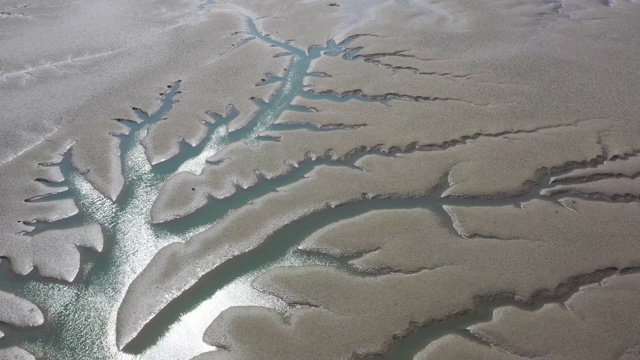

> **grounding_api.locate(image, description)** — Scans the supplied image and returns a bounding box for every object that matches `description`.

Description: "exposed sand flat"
[280,95,531,132]
[1,223,103,281]
[542,177,640,200]
[213,0,406,50]
[0,140,76,221]
[150,118,620,223]
[308,55,504,105]
[0,299,38,357]
[417,273,640,360]
[0,134,104,282]
[299,208,466,273]
[345,0,640,61]
[0,1,284,205]
[196,199,640,359]
[149,132,319,223]
[0,0,286,267]
[122,119,630,347]
[0,346,36,360]
[2,0,640,358]
[309,37,640,145]
[149,0,640,224]
[415,334,521,360]
[1,0,173,200]
[30,224,104,282]
[118,158,448,348]
[303,200,640,280]
[308,1,640,144]
[543,151,640,200]
[141,35,288,165]
[0,290,43,327]
[214,0,342,48]
[551,154,640,183]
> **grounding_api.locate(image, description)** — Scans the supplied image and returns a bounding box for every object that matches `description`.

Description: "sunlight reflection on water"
[14,15,364,360]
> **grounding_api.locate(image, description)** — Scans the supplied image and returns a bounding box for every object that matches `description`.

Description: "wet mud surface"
[1,0,640,359]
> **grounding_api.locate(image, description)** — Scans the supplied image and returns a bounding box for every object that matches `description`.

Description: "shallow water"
[0,3,613,359]
[0,17,413,359]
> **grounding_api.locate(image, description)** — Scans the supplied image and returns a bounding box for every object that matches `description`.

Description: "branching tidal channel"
[0,18,391,359]
[0,17,606,360]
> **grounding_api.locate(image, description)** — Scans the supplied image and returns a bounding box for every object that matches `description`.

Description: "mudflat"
[1,0,639,359]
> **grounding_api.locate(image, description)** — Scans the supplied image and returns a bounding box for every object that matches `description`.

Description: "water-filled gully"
[0,18,398,359]
[0,16,597,360]
[370,288,583,360]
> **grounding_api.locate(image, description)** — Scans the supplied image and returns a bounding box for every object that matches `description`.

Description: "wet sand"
[1,0,640,359]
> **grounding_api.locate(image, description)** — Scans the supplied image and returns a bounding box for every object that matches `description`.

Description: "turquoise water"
[0,11,577,360]
[0,18,402,359]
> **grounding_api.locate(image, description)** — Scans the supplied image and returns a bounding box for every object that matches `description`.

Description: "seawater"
[0,9,569,360]
[0,17,392,360]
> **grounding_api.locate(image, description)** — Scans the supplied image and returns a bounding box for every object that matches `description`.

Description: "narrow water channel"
[0,10,592,360]
[0,17,395,359]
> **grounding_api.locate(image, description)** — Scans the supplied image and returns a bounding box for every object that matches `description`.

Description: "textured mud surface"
[1,0,640,359]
